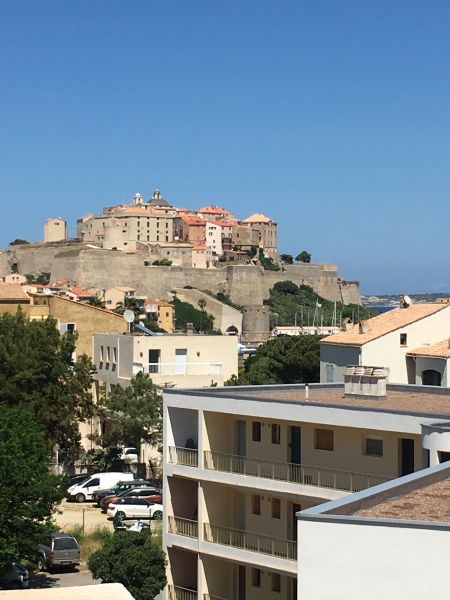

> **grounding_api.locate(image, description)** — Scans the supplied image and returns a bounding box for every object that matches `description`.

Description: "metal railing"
[169,446,198,467]
[168,516,198,538]
[168,585,198,600]
[204,522,297,561]
[132,362,223,376]
[204,450,390,493]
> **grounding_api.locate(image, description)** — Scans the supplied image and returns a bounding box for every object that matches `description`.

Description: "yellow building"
[144,299,174,333]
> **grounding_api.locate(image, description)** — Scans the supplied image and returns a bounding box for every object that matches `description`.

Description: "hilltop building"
[44,217,68,243]
[162,377,450,600]
[320,299,450,385]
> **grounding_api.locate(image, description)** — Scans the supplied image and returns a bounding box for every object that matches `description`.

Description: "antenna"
[123,310,135,333]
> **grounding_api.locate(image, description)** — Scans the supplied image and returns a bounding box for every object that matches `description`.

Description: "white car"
[120,447,139,463]
[107,498,163,520]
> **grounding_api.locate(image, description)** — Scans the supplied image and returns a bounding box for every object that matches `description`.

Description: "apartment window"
[252,421,261,442]
[400,333,407,346]
[106,346,111,363]
[251,494,261,515]
[272,573,281,593]
[251,569,261,588]
[314,428,334,451]
[100,345,104,362]
[113,347,117,364]
[271,423,281,445]
[272,497,281,519]
[365,437,383,457]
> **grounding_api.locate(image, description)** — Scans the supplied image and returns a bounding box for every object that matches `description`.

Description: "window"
[271,423,281,444]
[272,573,281,593]
[400,333,407,346]
[251,494,261,515]
[251,569,261,588]
[252,421,261,442]
[100,346,104,362]
[314,429,334,451]
[113,347,117,364]
[106,346,111,363]
[365,437,383,457]
[272,497,280,519]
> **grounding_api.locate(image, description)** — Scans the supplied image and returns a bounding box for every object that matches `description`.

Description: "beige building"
[191,245,213,269]
[320,301,450,385]
[206,221,234,256]
[241,213,277,255]
[44,217,68,243]
[147,242,193,267]
[162,377,450,600]
[232,223,259,252]
[144,299,174,333]
[0,282,31,314]
[104,286,138,311]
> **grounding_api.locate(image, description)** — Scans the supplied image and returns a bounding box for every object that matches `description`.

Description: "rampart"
[6,244,361,306]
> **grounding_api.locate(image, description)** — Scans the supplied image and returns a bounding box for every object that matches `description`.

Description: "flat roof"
[353,477,450,522]
[166,383,450,418]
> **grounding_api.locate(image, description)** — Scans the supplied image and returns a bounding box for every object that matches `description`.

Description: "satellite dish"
[123,310,135,323]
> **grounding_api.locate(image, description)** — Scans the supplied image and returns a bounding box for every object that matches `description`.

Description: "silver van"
[37,532,80,571]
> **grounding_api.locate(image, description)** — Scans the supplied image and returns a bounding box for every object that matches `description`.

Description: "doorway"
[422,369,442,386]
[289,426,301,464]
[148,349,160,374]
[175,348,187,374]
[399,438,415,476]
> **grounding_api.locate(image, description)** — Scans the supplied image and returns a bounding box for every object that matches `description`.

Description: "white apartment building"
[93,332,238,393]
[162,376,450,600]
[298,461,450,600]
[320,301,450,384]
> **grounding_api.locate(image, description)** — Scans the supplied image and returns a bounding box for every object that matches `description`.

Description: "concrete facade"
[44,217,68,243]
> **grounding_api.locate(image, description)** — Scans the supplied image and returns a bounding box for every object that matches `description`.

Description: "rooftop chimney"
[359,320,370,334]
[344,365,389,400]
[186,322,194,335]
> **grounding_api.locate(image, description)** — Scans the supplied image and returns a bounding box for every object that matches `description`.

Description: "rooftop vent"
[344,365,389,400]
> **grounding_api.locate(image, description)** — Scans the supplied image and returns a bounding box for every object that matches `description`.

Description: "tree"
[114,296,142,317]
[296,250,311,263]
[273,281,299,295]
[0,311,95,461]
[9,238,30,246]
[227,335,321,385]
[87,295,104,307]
[94,372,163,453]
[258,249,280,271]
[0,406,64,574]
[172,297,215,333]
[280,253,293,264]
[88,531,166,600]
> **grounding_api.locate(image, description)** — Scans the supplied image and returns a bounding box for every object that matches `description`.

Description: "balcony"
[168,585,197,600]
[169,446,198,467]
[204,523,297,561]
[168,516,198,538]
[133,362,223,376]
[204,450,390,493]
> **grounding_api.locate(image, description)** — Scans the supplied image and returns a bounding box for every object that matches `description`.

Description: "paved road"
[28,567,100,589]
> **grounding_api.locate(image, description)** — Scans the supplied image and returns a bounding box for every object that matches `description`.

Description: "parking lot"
[54,500,114,532]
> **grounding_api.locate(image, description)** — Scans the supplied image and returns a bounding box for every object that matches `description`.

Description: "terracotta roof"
[198,205,232,214]
[242,213,274,224]
[207,220,234,227]
[67,287,94,298]
[193,244,209,250]
[181,215,206,226]
[0,283,30,301]
[321,303,450,346]
[407,339,450,359]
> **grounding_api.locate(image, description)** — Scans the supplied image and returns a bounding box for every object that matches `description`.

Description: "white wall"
[298,518,450,600]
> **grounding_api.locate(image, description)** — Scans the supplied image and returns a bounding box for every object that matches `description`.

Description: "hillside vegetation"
[265,281,373,327]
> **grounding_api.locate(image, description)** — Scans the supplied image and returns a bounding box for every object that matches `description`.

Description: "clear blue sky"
[1,0,449,294]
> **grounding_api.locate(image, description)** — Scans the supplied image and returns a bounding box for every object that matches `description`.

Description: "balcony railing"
[168,585,197,600]
[132,362,223,377]
[169,446,199,467]
[168,516,198,538]
[204,450,390,493]
[204,522,297,561]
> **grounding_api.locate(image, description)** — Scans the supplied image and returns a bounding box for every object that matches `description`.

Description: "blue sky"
[1,1,449,294]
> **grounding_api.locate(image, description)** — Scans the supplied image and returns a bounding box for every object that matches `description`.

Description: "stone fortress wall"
[7,243,361,306]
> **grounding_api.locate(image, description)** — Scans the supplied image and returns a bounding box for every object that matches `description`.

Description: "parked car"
[120,447,139,463]
[0,561,29,589]
[66,472,134,503]
[65,474,90,491]
[100,487,162,512]
[37,532,80,571]
[93,479,151,505]
[107,498,163,520]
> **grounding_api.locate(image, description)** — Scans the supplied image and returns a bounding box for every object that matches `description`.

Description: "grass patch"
[65,525,113,562]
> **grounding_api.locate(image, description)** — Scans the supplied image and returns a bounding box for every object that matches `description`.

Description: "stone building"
[242,213,278,256]
[44,217,67,243]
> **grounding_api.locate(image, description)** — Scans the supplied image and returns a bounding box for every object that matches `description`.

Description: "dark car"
[0,561,29,589]
[93,479,151,506]
[65,474,90,491]
[37,532,80,572]
[100,487,162,512]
